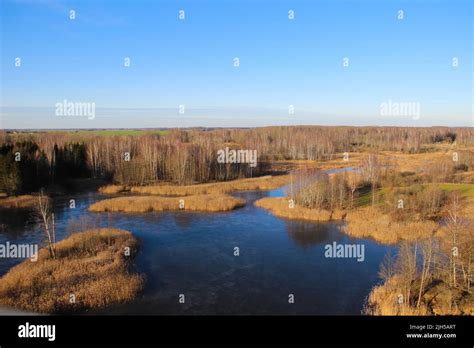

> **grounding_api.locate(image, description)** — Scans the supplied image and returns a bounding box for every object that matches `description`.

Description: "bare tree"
[395,241,418,307]
[361,153,381,206]
[457,220,473,291]
[347,172,361,208]
[379,250,395,283]
[417,236,433,308]
[36,190,56,259]
[445,192,463,288]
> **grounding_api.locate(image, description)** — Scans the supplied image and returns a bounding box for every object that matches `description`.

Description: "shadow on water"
[0,208,36,238]
[286,221,344,249]
[172,213,197,229]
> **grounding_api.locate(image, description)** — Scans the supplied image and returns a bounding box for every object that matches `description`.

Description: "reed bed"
[99,175,289,196]
[89,194,245,213]
[0,228,144,313]
[343,207,438,244]
[254,197,345,221]
[0,195,44,209]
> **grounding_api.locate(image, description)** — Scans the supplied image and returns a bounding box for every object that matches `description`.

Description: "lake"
[0,183,395,315]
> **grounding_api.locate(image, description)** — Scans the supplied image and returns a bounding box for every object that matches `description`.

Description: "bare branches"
[361,153,381,206]
[36,190,56,259]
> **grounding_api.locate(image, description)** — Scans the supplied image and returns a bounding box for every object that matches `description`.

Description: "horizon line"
[2,125,474,131]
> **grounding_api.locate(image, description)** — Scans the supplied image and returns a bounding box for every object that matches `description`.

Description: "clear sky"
[0,0,473,129]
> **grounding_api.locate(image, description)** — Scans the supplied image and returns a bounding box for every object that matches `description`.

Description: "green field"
[438,183,474,197]
[356,187,388,207]
[356,183,474,207]
[70,129,169,136]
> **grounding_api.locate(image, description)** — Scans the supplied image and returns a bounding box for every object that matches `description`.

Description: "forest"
[1,126,473,195]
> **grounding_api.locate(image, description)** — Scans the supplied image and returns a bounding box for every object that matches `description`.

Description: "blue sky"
[0,0,473,129]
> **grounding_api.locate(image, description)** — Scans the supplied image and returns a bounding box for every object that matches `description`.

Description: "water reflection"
[173,212,196,229]
[286,221,343,248]
[0,208,36,238]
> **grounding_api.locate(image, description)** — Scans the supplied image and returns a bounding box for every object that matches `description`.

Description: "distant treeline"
[0,126,472,194]
[221,126,473,160]
[0,130,269,193]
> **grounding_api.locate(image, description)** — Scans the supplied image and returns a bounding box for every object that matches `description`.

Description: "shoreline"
[254,197,452,245]
[0,228,143,314]
[254,197,346,222]
[98,175,290,196]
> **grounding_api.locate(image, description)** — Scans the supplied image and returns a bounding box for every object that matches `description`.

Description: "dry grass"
[461,198,474,219]
[254,197,345,222]
[0,195,45,209]
[89,194,245,213]
[365,275,474,315]
[99,184,128,194]
[381,146,474,173]
[98,175,289,196]
[365,276,430,315]
[256,198,441,244]
[269,150,455,174]
[343,207,439,244]
[0,228,143,314]
[385,150,448,173]
[269,156,362,172]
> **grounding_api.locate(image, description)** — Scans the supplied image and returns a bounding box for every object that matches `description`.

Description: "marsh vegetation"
[0,126,473,315]
[0,228,143,313]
